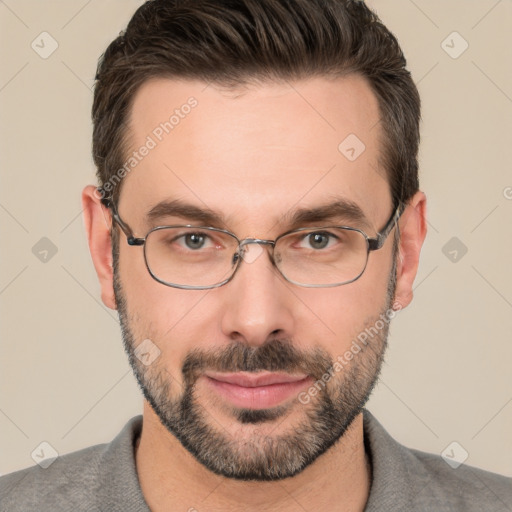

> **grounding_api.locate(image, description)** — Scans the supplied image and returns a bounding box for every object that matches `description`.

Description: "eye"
[183,233,209,250]
[172,231,217,251]
[298,231,340,250]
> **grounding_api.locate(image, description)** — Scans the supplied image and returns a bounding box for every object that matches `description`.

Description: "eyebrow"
[145,197,372,231]
[146,199,228,227]
[283,199,371,230]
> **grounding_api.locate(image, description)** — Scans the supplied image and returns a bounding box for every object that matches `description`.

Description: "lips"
[204,371,308,387]
[203,371,312,410]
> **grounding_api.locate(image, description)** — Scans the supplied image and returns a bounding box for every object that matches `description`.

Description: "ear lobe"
[392,191,427,310]
[82,185,117,310]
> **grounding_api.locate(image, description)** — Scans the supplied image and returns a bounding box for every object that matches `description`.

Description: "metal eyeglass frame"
[99,190,404,290]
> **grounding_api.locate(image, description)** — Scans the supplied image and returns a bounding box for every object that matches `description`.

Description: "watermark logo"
[442,237,468,263]
[31,32,58,59]
[134,339,161,366]
[31,441,59,469]
[32,237,58,263]
[441,31,469,60]
[442,441,469,469]
[338,133,366,162]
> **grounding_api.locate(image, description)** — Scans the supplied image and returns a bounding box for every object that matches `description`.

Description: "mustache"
[181,338,333,387]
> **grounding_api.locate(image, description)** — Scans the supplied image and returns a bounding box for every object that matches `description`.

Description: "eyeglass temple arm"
[99,190,145,246]
[367,202,405,251]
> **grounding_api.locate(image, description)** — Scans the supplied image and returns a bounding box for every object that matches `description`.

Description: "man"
[1,0,510,510]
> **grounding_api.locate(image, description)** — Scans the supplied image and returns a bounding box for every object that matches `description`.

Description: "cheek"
[300,289,374,342]
[297,262,392,351]
[119,251,218,367]
[119,243,192,318]
[117,245,197,334]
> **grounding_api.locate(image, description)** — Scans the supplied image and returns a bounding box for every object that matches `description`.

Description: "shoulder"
[362,409,512,512]
[407,446,512,510]
[0,415,145,512]
[0,443,106,512]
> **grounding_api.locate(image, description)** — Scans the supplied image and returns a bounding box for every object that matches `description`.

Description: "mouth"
[202,371,313,410]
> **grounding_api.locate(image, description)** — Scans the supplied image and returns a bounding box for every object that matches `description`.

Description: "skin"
[82,75,427,511]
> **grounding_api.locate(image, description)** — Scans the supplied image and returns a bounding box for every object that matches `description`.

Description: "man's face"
[113,75,397,480]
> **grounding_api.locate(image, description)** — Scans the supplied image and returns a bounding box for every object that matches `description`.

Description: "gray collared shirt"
[1,409,511,511]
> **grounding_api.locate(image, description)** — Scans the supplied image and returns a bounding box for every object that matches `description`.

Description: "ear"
[82,185,117,310]
[393,191,427,310]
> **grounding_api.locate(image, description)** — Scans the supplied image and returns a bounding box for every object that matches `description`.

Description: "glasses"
[100,192,403,290]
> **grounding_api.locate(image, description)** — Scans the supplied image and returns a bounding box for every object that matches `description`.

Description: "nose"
[219,241,295,348]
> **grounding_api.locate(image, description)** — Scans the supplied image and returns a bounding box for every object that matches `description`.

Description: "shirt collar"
[100,409,431,511]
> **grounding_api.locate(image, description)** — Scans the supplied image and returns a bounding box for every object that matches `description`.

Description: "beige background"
[1,0,511,479]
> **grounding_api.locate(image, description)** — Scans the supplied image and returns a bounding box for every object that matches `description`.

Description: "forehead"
[121,75,390,231]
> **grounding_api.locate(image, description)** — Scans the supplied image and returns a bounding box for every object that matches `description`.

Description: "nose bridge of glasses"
[235,238,276,266]
[238,238,275,249]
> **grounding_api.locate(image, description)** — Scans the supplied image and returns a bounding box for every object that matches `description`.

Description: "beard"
[113,239,397,482]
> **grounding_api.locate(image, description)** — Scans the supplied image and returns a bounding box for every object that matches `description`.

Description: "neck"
[134,404,371,512]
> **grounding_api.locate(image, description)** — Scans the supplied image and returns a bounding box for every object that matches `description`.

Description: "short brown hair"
[92,0,420,208]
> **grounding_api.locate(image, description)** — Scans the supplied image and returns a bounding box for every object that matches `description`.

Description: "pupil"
[186,234,204,249]
[310,233,328,249]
